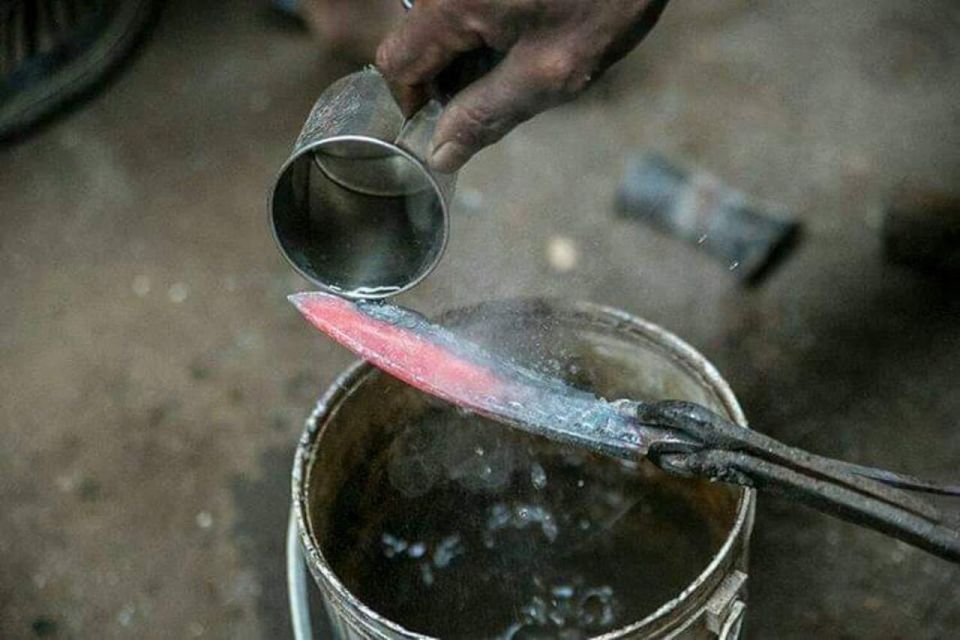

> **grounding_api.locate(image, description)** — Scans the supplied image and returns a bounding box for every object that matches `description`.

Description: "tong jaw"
[630,400,960,563]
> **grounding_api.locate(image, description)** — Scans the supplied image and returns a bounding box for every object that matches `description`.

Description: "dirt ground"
[1,0,958,638]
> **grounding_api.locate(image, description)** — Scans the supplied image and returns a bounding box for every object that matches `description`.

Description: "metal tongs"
[627,399,960,562]
[289,292,960,563]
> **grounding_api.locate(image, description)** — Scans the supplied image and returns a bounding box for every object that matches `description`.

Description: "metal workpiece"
[616,153,802,286]
[270,68,454,299]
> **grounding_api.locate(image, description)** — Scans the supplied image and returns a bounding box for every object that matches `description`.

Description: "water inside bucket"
[322,405,729,639]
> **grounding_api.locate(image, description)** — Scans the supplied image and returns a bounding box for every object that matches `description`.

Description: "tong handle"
[640,401,960,563]
[658,448,960,562]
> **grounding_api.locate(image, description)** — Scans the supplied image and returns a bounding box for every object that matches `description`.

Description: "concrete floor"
[1,0,958,637]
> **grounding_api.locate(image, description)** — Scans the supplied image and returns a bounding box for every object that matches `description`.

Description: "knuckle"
[377,37,438,84]
[534,50,592,97]
[376,36,410,76]
[449,102,506,146]
[374,41,394,73]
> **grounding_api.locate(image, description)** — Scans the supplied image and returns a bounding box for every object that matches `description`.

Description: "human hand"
[376,0,670,173]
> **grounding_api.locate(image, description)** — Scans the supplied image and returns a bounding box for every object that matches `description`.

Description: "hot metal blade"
[289,292,656,458]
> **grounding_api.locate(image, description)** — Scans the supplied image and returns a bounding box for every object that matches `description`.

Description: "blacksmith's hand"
[376,0,671,172]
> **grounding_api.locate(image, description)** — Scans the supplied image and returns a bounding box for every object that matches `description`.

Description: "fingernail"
[429,141,466,173]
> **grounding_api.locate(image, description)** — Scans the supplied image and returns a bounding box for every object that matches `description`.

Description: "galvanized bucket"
[290,298,756,639]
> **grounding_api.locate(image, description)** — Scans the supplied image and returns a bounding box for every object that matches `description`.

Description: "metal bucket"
[292,299,755,639]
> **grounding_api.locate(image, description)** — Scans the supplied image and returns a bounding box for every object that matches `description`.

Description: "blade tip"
[287,292,309,312]
[288,290,353,315]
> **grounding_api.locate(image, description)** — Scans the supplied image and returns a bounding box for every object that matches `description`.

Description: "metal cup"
[270,68,454,299]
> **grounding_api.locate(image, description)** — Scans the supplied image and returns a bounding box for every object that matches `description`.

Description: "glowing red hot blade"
[288,292,658,458]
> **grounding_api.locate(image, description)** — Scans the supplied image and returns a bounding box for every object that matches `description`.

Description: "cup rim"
[269,133,450,300]
[292,298,756,638]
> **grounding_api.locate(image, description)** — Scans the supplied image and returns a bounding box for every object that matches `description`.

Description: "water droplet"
[530,463,547,490]
[455,187,484,212]
[382,532,408,558]
[420,562,435,587]
[578,586,616,627]
[484,503,558,544]
[552,585,574,599]
[432,535,464,568]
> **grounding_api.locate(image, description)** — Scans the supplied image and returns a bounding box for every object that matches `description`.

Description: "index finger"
[376,1,482,90]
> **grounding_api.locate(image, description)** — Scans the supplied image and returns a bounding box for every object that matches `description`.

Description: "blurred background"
[1,0,957,638]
